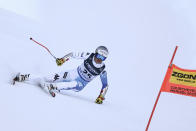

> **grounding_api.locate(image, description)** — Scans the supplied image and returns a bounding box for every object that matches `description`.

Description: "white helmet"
[95,46,109,61]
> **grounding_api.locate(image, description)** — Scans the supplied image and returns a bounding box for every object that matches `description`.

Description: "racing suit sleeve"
[62,52,91,61]
[95,70,108,104]
[99,70,109,99]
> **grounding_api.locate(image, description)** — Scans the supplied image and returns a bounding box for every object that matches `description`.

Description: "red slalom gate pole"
[169,46,178,67]
[145,46,178,131]
[30,37,57,60]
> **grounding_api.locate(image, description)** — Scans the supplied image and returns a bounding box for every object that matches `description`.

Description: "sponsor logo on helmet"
[98,50,108,57]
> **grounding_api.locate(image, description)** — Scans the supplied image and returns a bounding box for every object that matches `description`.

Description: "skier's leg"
[55,69,89,93]
[39,78,57,97]
[55,79,86,93]
[13,73,56,96]
[14,69,79,96]
[55,81,78,92]
[14,68,76,84]
[13,73,30,83]
[13,73,45,86]
[32,70,75,95]
[14,69,73,85]
[51,69,78,83]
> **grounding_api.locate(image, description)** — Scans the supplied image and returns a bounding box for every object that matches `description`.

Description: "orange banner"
[161,64,196,97]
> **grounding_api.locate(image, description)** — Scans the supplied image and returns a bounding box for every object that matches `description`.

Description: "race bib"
[78,64,96,82]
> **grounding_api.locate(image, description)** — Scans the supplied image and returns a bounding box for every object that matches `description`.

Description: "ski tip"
[30,37,32,40]
[12,72,20,85]
[12,77,17,85]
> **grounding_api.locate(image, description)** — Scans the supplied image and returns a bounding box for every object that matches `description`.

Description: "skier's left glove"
[56,58,65,66]
[95,94,105,104]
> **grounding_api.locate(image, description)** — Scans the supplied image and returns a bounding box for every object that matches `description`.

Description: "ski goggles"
[95,53,106,61]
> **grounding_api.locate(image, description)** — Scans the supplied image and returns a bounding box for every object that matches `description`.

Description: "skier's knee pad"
[75,81,85,91]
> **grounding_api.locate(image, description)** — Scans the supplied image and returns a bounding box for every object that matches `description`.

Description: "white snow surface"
[0,1,196,131]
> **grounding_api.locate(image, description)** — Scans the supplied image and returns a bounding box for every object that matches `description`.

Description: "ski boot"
[13,73,30,85]
[48,84,56,97]
[40,82,57,97]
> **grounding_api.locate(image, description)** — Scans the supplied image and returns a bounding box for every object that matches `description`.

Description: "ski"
[12,73,56,97]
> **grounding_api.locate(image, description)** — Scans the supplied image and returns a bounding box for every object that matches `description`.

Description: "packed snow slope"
[0,0,196,131]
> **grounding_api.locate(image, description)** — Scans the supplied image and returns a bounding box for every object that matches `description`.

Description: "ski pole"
[30,37,57,60]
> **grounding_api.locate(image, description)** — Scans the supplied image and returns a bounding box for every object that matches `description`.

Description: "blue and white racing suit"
[40,52,108,96]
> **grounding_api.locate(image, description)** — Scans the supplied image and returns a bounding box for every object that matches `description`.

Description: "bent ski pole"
[30,37,57,60]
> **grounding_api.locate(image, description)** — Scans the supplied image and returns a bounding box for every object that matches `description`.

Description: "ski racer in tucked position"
[13,46,109,104]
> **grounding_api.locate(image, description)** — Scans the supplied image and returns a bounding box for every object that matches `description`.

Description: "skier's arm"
[95,71,108,104]
[56,52,90,66]
[69,52,90,59]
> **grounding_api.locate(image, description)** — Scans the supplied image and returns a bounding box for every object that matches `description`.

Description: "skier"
[13,46,109,104]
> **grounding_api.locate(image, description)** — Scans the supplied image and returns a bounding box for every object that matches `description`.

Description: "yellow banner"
[169,66,196,87]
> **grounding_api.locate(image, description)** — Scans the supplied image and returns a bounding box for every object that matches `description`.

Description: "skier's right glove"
[95,94,105,104]
[56,58,65,66]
